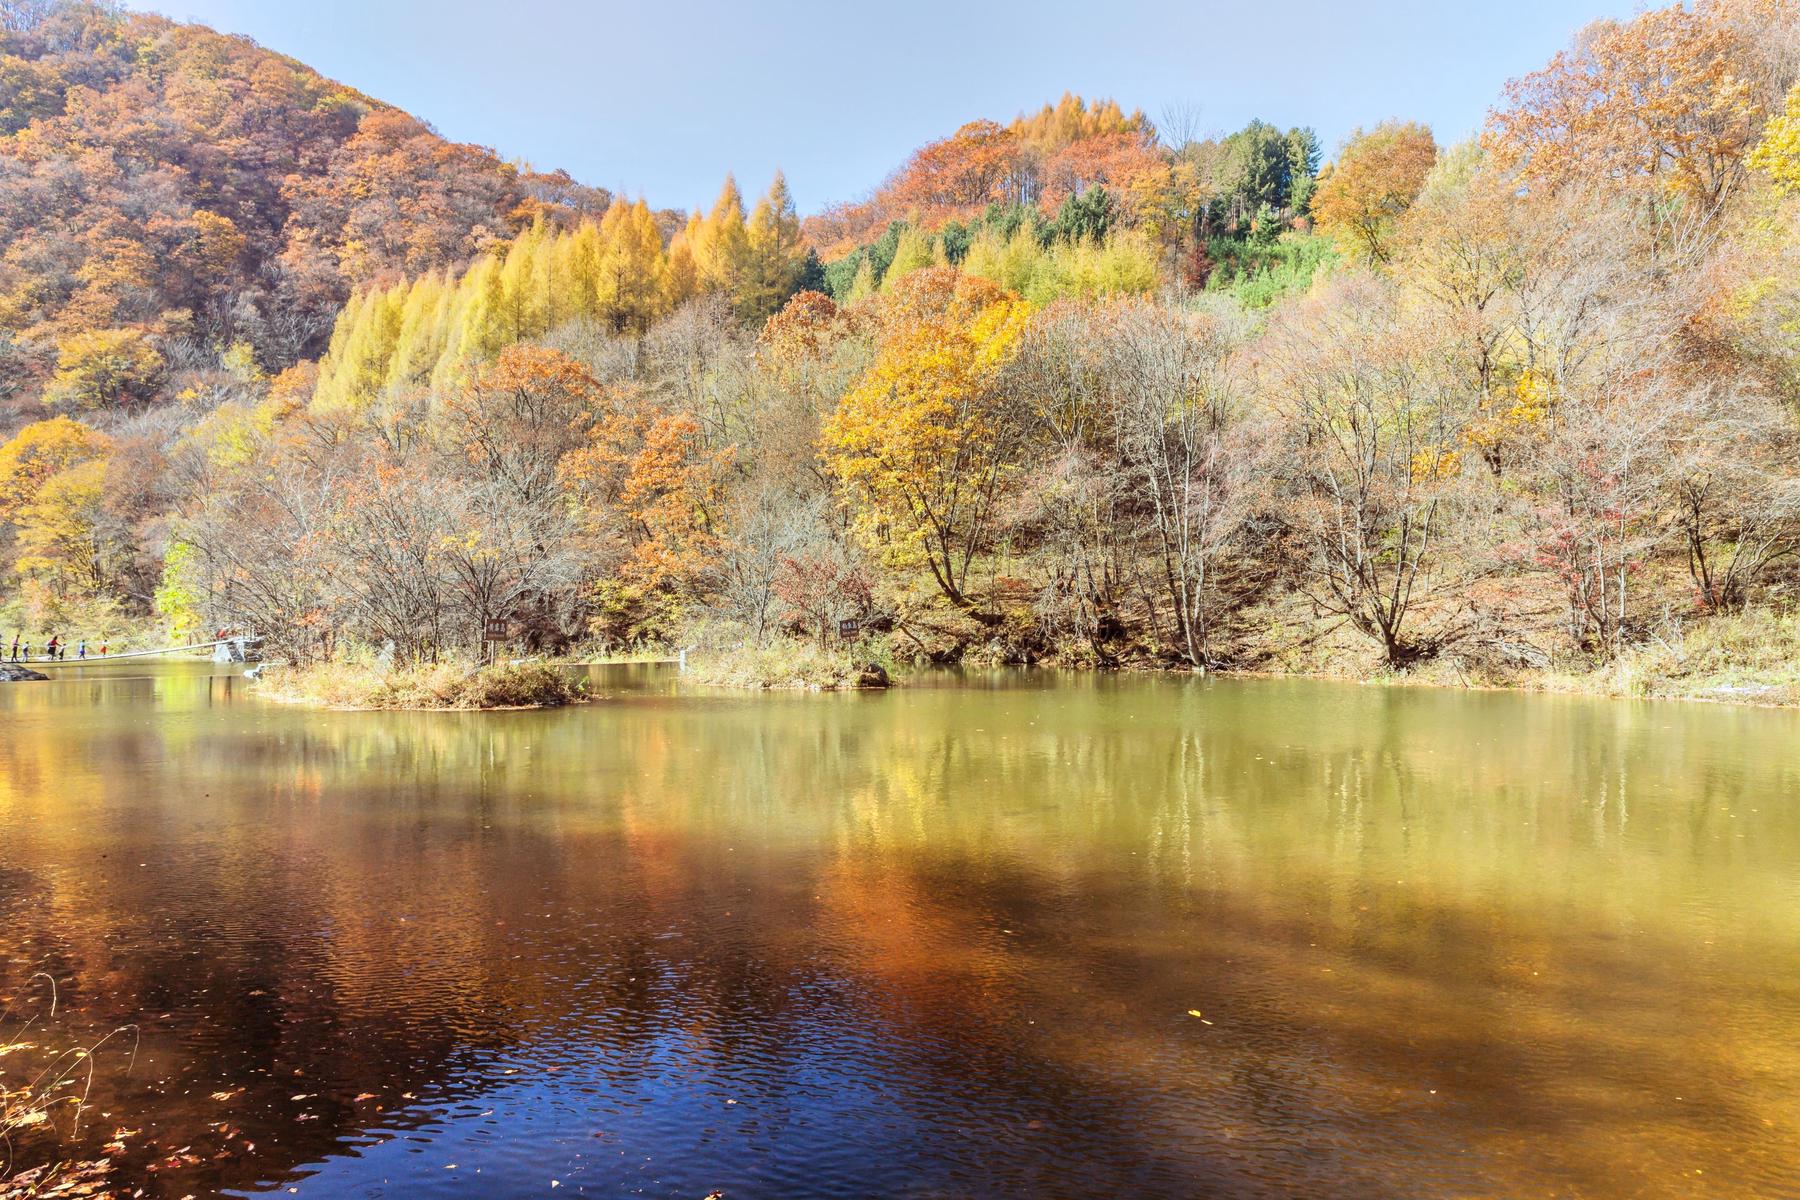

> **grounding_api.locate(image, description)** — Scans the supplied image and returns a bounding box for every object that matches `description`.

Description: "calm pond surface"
[1,663,1798,1198]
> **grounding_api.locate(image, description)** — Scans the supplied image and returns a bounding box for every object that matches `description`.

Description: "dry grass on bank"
[552,638,677,665]
[1540,609,1800,706]
[1218,592,1800,708]
[684,637,893,691]
[256,657,588,710]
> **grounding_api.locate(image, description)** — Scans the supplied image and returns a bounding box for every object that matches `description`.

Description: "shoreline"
[1212,665,1800,710]
[237,668,1800,712]
[603,652,1800,711]
[232,630,1800,713]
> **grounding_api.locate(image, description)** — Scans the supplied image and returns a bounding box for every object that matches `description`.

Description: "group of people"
[8,633,105,662]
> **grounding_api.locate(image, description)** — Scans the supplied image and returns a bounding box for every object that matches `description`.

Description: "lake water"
[1,664,1797,1198]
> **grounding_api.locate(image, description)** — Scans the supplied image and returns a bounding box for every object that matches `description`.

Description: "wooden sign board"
[838,619,860,640]
[483,617,509,642]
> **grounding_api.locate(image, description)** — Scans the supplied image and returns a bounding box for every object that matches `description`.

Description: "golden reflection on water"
[0,665,1798,1197]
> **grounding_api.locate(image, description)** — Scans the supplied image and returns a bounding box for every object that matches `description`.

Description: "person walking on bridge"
[8,634,16,661]
[46,635,59,660]
[77,639,86,659]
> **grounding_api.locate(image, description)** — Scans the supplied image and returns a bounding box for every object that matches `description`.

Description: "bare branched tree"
[1261,274,1483,665]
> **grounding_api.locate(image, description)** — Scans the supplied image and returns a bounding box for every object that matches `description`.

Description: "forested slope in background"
[0,0,612,416]
[4,0,1800,704]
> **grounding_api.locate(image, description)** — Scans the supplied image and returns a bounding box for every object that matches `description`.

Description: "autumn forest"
[4,0,1800,696]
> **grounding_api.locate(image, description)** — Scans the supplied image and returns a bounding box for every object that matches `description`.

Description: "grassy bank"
[683,637,893,691]
[255,658,588,710]
[245,607,1800,710]
[1538,610,1800,706]
[1349,613,1800,708]
[1214,605,1800,708]
[557,639,678,665]
[800,591,1800,709]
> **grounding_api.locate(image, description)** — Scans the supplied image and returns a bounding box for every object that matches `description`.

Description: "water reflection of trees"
[0,675,1797,1195]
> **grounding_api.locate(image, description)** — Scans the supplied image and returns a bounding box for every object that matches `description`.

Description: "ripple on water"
[0,671,1795,1198]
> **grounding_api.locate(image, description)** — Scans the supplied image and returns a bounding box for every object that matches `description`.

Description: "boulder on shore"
[856,662,892,689]
[0,664,49,682]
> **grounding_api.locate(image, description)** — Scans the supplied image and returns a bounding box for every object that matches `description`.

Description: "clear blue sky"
[137,0,1633,214]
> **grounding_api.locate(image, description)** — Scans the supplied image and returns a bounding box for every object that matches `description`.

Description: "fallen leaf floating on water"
[352,1092,377,1102]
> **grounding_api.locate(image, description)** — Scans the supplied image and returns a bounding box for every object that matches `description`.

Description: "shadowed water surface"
[0,663,1798,1197]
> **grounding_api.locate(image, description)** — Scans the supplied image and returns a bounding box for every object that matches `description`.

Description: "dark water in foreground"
[1,664,1798,1198]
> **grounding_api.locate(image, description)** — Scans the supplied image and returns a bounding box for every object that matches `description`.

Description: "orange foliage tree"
[559,396,734,630]
[1039,131,1167,213]
[446,346,601,508]
[890,120,1034,218]
[1312,122,1437,264]
[804,97,1163,256]
[1484,2,1764,214]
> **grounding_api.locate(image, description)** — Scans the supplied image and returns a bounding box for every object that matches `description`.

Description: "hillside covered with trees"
[4,0,1800,701]
[0,0,624,416]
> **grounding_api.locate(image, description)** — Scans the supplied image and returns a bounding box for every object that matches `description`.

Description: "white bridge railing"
[10,636,261,666]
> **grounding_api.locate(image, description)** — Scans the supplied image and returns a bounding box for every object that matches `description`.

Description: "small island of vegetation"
[255,658,586,711]
[681,636,893,691]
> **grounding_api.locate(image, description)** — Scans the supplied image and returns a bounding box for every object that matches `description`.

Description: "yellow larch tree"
[822,267,1033,607]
